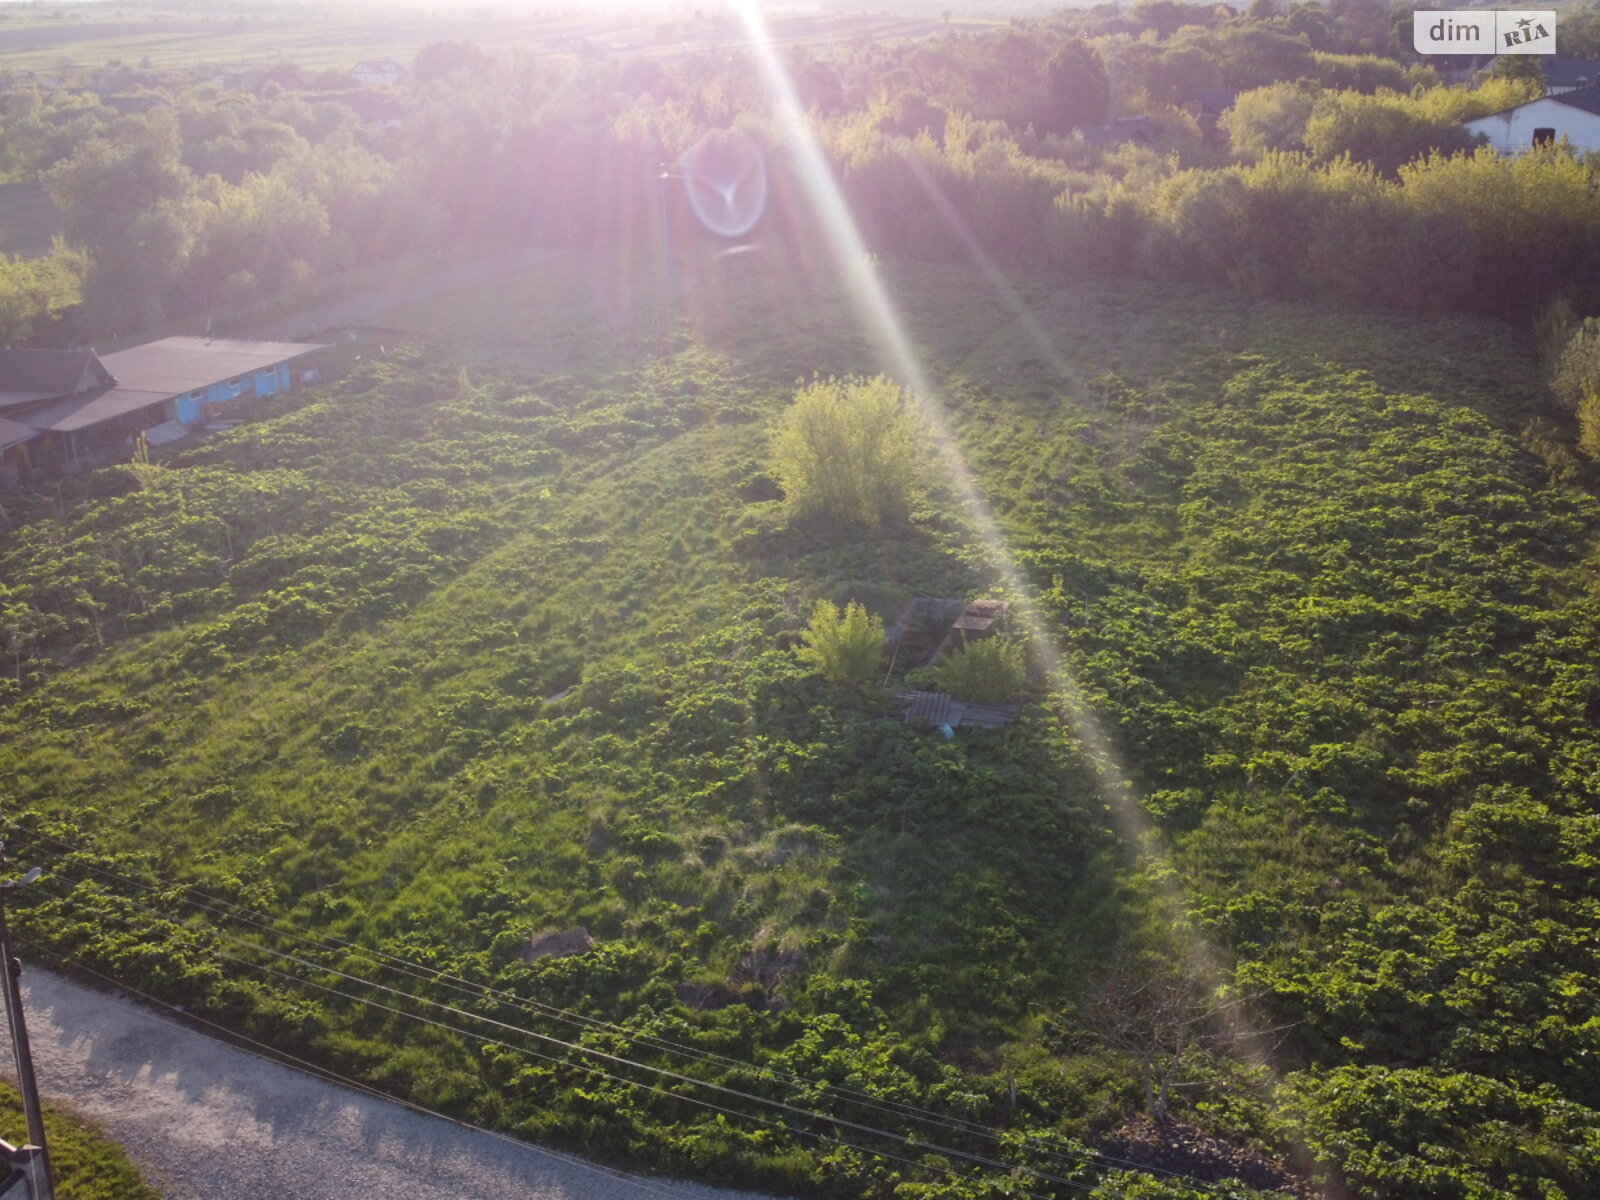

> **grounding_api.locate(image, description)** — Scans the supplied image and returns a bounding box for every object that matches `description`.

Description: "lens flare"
[681,128,770,239]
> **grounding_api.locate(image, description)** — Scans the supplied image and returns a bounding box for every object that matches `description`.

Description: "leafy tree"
[1306,51,1410,93]
[413,40,489,87]
[1220,81,1318,156]
[1491,51,1545,93]
[1034,40,1110,135]
[1209,25,1315,90]
[933,637,1027,703]
[770,375,925,529]
[43,108,197,334]
[1552,317,1600,460]
[1131,0,1221,39]
[797,599,885,686]
[1303,90,1474,173]
[1400,146,1600,314]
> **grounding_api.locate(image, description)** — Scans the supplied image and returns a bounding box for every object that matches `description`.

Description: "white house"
[350,58,409,88]
[1462,84,1600,154]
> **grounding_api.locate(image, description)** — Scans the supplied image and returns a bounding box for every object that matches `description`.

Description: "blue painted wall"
[177,361,299,424]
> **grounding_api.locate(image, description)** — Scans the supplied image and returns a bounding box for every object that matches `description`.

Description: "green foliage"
[1036,41,1109,135]
[770,375,925,530]
[933,638,1027,704]
[2,43,1599,1185]
[0,243,85,346]
[1302,90,1474,174]
[1283,1068,1600,1198]
[0,1081,161,1200]
[797,599,886,687]
[1551,317,1600,460]
[1219,82,1318,157]
[1306,52,1413,94]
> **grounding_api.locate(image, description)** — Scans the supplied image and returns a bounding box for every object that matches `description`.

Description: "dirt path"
[9,966,784,1200]
[246,243,571,342]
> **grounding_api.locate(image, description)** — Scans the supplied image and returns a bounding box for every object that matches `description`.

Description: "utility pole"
[0,846,51,1200]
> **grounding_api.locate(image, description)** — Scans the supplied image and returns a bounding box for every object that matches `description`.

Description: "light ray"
[732,0,1300,1147]
[896,148,1090,398]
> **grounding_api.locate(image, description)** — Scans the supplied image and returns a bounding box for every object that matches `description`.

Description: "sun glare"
[731,0,1299,1118]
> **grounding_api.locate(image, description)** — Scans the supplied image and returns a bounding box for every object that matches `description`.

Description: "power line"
[9,824,1237,1194]
[9,827,1058,1147]
[15,939,728,1200]
[7,822,1262,1196]
[21,873,1084,1200]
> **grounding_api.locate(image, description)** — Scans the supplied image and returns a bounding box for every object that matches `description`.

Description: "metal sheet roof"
[900,690,959,727]
[98,337,321,396]
[0,348,114,412]
[960,700,1024,729]
[1556,84,1600,115]
[8,337,328,435]
[20,387,174,434]
[897,689,1022,730]
[0,416,38,450]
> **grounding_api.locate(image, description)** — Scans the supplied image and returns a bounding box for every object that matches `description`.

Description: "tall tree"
[1035,40,1110,134]
[43,110,197,335]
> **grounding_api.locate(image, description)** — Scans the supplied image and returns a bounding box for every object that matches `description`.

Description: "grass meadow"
[0,240,1594,1199]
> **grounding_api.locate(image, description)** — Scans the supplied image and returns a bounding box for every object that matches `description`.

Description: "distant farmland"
[0,6,986,73]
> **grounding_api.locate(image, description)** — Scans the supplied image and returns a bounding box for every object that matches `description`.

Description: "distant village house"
[350,58,410,88]
[0,336,325,480]
[1463,83,1600,154]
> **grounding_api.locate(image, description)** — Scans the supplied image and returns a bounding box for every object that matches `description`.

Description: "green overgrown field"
[0,1082,161,1200]
[1,248,1597,1199]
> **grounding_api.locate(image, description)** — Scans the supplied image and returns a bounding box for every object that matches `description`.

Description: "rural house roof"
[1552,84,1600,116]
[351,58,409,82]
[1468,83,1600,121]
[0,415,36,451]
[13,337,322,435]
[951,598,1010,637]
[0,349,115,412]
[98,337,316,396]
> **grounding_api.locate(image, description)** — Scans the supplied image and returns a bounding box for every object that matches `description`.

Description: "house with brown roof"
[0,336,324,479]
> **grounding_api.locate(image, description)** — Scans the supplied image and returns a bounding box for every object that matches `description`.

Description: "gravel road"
[8,966,786,1200]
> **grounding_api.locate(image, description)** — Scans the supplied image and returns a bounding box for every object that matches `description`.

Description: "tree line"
[1,7,1597,343]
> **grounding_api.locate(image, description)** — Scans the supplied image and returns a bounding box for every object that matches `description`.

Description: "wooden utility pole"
[0,847,51,1200]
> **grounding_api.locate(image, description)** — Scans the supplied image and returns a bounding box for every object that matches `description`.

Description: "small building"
[947,598,1010,648]
[884,596,1013,678]
[350,58,409,88]
[0,336,325,476]
[1462,84,1600,154]
[897,689,1023,731]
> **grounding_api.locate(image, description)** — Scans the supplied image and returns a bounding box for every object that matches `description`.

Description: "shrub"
[770,375,924,529]
[1553,317,1600,459]
[797,599,885,686]
[934,637,1027,702]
